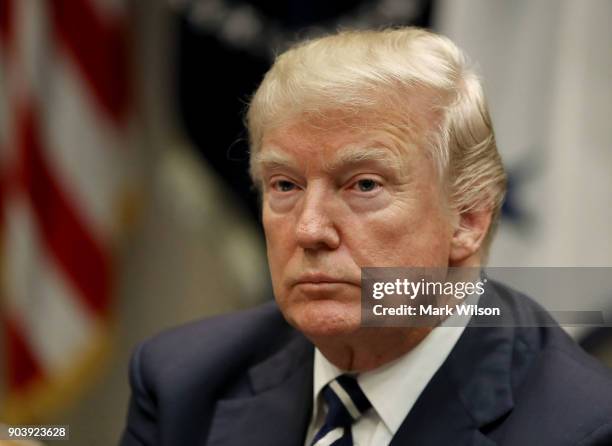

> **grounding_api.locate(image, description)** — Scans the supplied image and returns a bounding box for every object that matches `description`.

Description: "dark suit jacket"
[120,281,612,445]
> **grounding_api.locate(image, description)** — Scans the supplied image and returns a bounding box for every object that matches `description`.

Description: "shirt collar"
[311,294,478,435]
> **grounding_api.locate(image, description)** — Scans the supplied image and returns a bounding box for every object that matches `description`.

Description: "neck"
[308,327,432,372]
[311,256,485,372]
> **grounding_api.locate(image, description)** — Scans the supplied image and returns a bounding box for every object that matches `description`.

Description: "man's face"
[258,116,455,338]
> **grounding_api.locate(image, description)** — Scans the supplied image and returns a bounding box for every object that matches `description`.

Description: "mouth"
[292,274,360,287]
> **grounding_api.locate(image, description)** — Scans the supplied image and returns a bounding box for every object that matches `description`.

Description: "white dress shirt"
[304,299,477,446]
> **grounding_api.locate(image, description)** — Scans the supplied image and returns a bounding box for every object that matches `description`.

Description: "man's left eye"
[354,179,380,192]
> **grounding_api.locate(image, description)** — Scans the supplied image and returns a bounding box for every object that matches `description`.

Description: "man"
[120,28,612,445]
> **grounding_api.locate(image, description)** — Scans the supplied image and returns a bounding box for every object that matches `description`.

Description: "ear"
[449,208,492,265]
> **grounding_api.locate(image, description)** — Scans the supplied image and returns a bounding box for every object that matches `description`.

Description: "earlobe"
[449,209,492,265]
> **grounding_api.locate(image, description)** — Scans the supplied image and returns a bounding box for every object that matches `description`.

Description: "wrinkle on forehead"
[320,144,410,176]
[254,144,409,179]
[251,106,439,184]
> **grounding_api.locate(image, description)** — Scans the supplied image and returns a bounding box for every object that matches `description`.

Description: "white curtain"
[435,0,612,267]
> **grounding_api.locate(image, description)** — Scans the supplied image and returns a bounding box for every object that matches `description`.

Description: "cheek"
[347,199,453,266]
[262,208,295,283]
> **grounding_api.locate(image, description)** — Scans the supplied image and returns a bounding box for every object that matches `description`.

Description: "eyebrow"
[324,146,404,173]
[252,150,298,172]
[252,146,405,179]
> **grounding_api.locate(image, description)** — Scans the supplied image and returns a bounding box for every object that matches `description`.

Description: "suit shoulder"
[505,339,612,444]
[491,280,612,394]
[523,334,612,407]
[483,281,612,442]
[142,300,286,350]
[132,301,294,391]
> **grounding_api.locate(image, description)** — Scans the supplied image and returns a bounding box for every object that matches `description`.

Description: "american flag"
[0,0,131,421]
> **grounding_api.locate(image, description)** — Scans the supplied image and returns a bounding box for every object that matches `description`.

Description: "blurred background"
[0,0,610,444]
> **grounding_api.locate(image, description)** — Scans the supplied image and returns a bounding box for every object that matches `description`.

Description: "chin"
[283,299,361,338]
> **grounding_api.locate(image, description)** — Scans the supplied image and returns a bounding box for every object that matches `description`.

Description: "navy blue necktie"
[310,375,372,446]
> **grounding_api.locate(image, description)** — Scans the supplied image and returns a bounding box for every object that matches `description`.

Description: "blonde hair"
[247,27,506,246]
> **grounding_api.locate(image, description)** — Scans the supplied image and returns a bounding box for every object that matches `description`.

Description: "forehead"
[257,113,424,171]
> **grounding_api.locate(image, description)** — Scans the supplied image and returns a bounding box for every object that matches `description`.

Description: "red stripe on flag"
[16,103,112,316]
[49,0,129,123]
[0,0,14,50]
[4,314,43,390]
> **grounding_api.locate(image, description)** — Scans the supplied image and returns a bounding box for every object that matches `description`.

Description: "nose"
[295,185,340,251]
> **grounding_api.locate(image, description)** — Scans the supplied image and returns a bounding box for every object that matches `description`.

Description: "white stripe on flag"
[43,52,127,244]
[4,199,98,375]
[14,0,50,103]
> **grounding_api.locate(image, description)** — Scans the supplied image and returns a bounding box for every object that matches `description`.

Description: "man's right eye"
[273,180,297,192]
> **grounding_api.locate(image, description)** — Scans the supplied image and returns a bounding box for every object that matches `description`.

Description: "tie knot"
[322,375,372,426]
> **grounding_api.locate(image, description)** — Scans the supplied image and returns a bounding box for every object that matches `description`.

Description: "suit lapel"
[391,287,516,445]
[206,333,314,446]
[207,283,519,446]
